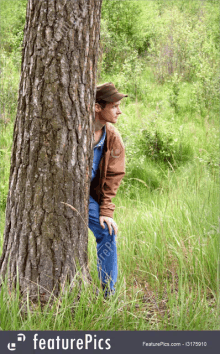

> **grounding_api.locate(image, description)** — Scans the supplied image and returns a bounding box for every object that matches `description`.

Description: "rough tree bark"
[0,0,102,302]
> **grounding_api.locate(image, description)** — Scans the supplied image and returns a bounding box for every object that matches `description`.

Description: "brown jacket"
[90,122,125,218]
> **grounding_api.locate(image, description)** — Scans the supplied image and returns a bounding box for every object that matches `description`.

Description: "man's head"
[95,82,127,125]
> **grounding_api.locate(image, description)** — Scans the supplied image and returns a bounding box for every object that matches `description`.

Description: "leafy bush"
[148,4,219,113]
[140,125,193,168]
[149,5,219,80]
[100,0,152,73]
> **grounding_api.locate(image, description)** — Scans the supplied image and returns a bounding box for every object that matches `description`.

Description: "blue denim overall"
[89,126,117,295]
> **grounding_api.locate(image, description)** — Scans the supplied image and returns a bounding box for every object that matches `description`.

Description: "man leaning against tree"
[89,82,127,298]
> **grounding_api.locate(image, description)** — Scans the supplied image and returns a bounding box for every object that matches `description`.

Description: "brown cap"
[96,82,128,102]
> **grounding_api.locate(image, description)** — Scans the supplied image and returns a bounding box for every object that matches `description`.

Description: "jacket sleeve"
[99,139,125,218]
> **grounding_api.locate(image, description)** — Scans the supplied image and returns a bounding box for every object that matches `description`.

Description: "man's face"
[97,101,122,124]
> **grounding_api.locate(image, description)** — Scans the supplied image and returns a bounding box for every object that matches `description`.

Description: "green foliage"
[147,3,219,115]
[168,73,181,114]
[149,5,218,80]
[0,0,27,67]
[100,0,152,73]
[141,126,193,167]
[0,0,27,125]
[0,122,13,211]
[0,55,20,123]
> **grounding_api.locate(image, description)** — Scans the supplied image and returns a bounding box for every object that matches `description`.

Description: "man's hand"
[99,216,118,236]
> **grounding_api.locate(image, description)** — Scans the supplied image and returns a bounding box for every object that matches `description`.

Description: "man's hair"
[96,99,108,109]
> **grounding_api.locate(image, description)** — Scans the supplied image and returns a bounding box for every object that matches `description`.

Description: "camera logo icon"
[7,343,16,351]
[17,334,26,342]
[7,333,26,351]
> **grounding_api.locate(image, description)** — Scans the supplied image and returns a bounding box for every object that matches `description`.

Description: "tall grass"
[0,161,218,330]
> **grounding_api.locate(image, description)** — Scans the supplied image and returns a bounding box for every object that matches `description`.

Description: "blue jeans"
[89,196,117,295]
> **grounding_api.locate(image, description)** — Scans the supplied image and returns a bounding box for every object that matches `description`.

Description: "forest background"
[0,0,219,330]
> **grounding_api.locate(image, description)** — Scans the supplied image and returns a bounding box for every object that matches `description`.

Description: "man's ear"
[95,103,102,113]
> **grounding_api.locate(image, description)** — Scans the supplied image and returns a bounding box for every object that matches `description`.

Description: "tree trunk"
[0,0,102,302]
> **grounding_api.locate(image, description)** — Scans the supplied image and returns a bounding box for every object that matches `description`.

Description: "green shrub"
[100,0,153,73]
[148,4,219,112]
[140,126,193,168]
[149,6,218,79]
